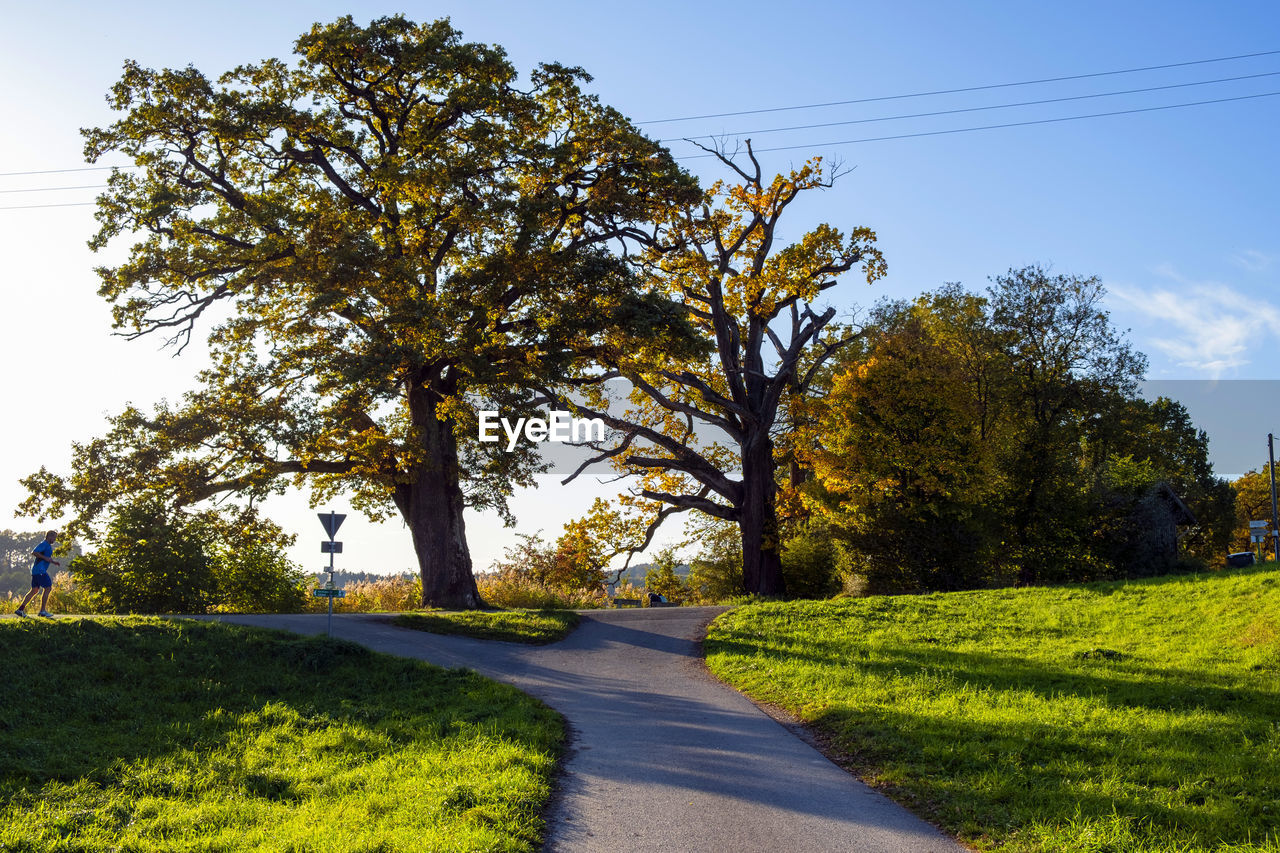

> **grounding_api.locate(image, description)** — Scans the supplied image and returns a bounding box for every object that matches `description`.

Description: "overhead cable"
[699,70,1280,138]
[641,48,1280,124]
[676,90,1280,158]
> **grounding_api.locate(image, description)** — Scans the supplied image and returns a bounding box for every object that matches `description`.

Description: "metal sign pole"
[1269,435,1279,563]
[314,510,347,637]
[327,517,335,637]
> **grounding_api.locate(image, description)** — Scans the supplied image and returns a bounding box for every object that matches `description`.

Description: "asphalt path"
[198,608,965,853]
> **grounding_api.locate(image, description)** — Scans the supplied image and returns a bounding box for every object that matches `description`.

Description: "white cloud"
[1230,249,1273,273]
[1110,272,1280,377]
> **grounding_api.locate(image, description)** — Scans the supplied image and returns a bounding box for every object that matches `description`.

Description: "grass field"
[392,609,580,644]
[0,618,563,852]
[706,566,1280,852]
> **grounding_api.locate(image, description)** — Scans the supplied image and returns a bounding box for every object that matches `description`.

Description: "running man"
[15,530,60,618]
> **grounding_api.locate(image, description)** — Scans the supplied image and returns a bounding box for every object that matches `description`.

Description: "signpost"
[1270,434,1279,562]
[317,511,346,637]
[1250,520,1270,560]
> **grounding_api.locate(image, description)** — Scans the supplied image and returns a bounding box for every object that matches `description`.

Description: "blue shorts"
[31,572,52,590]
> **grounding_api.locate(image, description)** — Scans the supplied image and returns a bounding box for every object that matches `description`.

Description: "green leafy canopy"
[22,16,701,586]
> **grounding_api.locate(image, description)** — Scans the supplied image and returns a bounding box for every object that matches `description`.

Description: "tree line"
[17,15,1244,610]
[781,276,1233,594]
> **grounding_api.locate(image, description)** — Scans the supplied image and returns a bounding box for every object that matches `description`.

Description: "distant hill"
[613,562,691,589]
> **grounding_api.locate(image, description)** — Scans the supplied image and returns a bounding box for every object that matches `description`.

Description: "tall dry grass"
[302,569,611,612]
[475,572,607,610]
[5,573,94,615]
[304,574,423,613]
[7,569,615,615]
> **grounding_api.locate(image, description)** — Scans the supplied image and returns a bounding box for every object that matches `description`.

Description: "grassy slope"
[706,566,1280,853]
[392,609,580,644]
[0,618,563,852]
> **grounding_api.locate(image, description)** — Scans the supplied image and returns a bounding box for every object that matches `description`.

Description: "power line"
[0,166,131,177]
[5,61,1279,195]
[701,70,1280,139]
[0,184,105,194]
[0,202,96,210]
[676,90,1280,158]
[641,48,1280,125]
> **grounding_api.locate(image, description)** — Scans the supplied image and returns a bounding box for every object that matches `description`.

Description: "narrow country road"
[203,608,965,853]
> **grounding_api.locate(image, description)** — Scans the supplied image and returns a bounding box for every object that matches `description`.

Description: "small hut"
[1113,482,1197,577]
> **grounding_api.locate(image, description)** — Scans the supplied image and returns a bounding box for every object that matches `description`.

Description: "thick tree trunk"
[396,374,482,610]
[740,438,786,597]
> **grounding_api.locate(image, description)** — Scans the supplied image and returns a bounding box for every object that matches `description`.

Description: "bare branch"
[560,430,638,485]
[627,373,741,439]
[639,488,737,521]
[184,456,362,504]
[614,499,696,574]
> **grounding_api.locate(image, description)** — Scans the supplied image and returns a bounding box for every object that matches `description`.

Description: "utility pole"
[1269,434,1279,562]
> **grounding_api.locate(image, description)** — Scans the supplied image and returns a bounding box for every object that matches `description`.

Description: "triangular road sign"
[318,512,347,539]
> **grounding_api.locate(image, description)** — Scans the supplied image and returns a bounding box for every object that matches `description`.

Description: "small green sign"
[312,588,346,598]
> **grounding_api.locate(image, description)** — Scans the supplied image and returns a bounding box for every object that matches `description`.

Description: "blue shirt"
[32,541,53,575]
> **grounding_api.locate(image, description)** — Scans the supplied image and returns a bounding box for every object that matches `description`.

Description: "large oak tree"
[557,145,885,595]
[20,16,698,608]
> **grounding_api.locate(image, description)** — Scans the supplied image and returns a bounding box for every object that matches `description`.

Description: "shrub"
[644,547,690,604]
[71,497,218,614]
[609,579,644,602]
[686,522,743,603]
[213,543,309,613]
[490,532,606,593]
[780,525,843,599]
[478,532,608,609]
[72,500,309,614]
[44,572,95,614]
[296,570,606,614]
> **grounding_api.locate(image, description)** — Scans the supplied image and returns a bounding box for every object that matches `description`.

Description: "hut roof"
[1153,482,1197,526]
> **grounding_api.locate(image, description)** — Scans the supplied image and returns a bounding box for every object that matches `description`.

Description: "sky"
[1,0,1278,573]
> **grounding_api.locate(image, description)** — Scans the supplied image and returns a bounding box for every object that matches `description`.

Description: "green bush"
[214,543,309,613]
[779,525,842,599]
[72,499,308,614]
[644,547,690,604]
[71,498,218,614]
[686,521,742,603]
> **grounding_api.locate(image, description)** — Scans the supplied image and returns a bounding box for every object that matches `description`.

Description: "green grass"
[392,609,580,644]
[705,566,1280,852]
[0,618,564,852]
